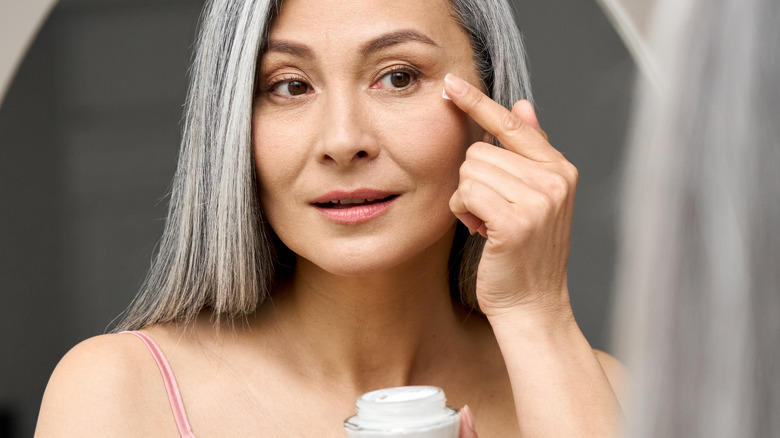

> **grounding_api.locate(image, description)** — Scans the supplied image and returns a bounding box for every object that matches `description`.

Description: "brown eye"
[286,81,308,95]
[377,69,416,89]
[274,80,310,96]
[389,72,411,88]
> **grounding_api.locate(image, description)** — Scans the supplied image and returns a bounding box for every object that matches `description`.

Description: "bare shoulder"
[35,332,179,437]
[592,349,627,407]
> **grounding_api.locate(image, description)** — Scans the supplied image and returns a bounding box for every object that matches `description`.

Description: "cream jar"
[344,386,460,437]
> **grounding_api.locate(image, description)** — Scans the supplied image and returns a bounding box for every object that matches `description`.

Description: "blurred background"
[0,0,635,436]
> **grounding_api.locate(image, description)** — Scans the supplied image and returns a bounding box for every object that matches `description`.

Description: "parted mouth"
[314,195,398,209]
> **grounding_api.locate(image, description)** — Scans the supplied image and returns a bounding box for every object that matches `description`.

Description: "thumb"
[459,405,478,438]
[512,99,548,141]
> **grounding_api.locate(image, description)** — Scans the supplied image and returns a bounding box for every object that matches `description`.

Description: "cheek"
[252,118,304,201]
[250,117,313,239]
[375,98,475,185]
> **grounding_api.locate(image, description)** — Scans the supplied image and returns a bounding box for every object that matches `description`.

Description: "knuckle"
[562,160,580,185]
[465,145,482,160]
[546,173,570,202]
[501,110,524,132]
[460,178,476,197]
[448,193,460,210]
[529,191,555,216]
[459,161,472,179]
[466,141,493,158]
[467,142,502,164]
[566,162,579,184]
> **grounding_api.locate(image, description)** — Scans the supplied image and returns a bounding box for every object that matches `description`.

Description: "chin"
[293,223,458,279]
[298,241,415,277]
[310,260,398,278]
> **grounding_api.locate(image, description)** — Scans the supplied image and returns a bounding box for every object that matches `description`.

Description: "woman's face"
[253,0,484,276]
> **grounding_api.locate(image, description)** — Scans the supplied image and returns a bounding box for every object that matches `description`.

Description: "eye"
[383,71,412,88]
[375,67,419,90]
[273,79,311,96]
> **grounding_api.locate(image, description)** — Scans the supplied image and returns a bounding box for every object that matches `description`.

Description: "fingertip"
[444,73,468,97]
[512,99,540,129]
[453,211,483,236]
[510,99,525,112]
[460,404,477,437]
[511,99,534,113]
[462,404,474,427]
[512,100,550,140]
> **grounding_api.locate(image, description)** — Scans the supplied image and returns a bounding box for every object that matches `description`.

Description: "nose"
[316,92,379,166]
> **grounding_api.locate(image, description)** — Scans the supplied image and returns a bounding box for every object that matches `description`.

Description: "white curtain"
[595,0,659,84]
[0,0,58,107]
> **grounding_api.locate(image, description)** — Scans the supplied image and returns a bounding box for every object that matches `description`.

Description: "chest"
[171,372,519,437]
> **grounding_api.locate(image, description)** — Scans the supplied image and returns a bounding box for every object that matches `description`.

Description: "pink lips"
[313,189,399,225]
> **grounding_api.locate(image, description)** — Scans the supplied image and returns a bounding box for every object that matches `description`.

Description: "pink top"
[123,330,196,438]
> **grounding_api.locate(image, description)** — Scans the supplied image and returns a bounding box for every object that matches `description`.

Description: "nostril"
[356,150,368,158]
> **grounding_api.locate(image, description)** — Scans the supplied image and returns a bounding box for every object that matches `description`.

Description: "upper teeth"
[330,198,374,205]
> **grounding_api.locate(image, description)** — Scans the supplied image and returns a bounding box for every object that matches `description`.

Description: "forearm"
[488,305,622,437]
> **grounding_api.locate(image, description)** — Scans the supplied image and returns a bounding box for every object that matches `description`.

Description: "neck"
[261,226,471,394]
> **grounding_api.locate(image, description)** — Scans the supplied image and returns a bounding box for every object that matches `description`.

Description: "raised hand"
[445,73,578,321]
[444,73,621,437]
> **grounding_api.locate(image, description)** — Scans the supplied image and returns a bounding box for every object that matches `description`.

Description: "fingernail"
[444,73,468,96]
[442,87,451,100]
[463,405,476,431]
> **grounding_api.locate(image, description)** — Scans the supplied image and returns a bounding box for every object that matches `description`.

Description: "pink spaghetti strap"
[123,331,197,438]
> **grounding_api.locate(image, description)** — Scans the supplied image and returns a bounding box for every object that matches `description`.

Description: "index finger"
[443,73,557,162]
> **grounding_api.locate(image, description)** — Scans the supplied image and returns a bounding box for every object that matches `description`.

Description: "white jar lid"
[345,386,459,434]
[360,386,443,405]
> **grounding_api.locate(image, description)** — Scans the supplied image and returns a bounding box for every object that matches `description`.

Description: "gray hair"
[115,0,532,331]
[613,0,780,436]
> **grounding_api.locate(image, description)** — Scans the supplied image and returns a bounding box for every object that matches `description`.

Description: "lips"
[312,190,399,224]
[315,195,398,209]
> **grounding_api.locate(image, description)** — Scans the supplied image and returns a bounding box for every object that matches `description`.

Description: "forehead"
[267,0,469,54]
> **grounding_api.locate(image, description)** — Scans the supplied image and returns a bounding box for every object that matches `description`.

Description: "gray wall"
[0,0,633,436]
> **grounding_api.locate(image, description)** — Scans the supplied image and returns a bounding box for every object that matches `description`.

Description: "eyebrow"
[360,30,439,56]
[264,29,439,61]
[265,40,315,60]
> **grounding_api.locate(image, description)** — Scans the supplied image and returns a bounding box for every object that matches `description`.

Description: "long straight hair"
[115,0,532,331]
[613,0,780,436]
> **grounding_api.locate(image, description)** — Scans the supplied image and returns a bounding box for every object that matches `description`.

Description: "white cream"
[344,386,460,438]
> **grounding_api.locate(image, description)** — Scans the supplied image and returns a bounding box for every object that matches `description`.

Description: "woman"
[36,0,623,436]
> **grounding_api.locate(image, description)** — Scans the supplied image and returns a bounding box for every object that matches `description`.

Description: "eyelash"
[263,64,422,100]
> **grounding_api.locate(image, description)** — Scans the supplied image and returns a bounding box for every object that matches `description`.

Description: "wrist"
[485,300,581,343]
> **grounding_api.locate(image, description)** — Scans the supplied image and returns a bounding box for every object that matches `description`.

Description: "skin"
[35,0,624,436]
[444,75,624,437]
